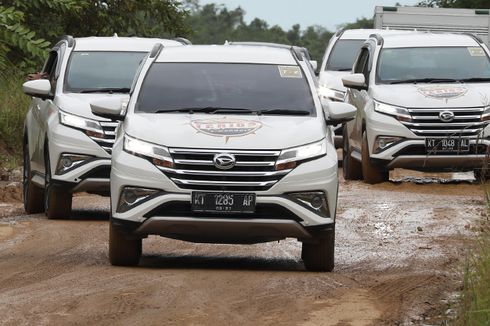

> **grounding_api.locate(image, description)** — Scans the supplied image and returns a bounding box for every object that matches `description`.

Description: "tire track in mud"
[0,176,487,325]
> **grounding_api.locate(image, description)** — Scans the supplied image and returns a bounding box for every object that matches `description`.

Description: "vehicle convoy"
[374,6,490,47]
[342,32,490,184]
[91,44,356,271]
[21,36,186,218]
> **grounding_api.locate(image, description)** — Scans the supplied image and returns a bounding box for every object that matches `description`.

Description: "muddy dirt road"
[0,170,487,325]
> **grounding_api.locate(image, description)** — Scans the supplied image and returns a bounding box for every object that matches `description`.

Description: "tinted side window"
[353,48,370,85]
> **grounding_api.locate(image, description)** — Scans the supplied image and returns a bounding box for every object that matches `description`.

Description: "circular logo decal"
[191,118,262,142]
[418,86,468,100]
[439,111,455,122]
[213,153,236,170]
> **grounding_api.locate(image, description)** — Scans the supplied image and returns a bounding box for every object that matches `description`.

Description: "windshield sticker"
[191,118,262,142]
[278,66,302,78]
[468,47,485,57]
[418,86,468,100]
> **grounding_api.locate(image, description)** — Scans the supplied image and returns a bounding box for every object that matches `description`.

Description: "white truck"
[374,6,490,47]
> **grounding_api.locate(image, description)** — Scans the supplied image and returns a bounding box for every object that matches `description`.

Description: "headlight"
[123,134,174,168]
[117,186,160,213]
[482,106,490,122]
[59,110,105,138]
[318,86,346,102]
[275,139,327,171]
[374,101,411,122]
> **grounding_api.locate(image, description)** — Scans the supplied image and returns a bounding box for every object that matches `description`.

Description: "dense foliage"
[0,0,189,70]
[418,0,490,7]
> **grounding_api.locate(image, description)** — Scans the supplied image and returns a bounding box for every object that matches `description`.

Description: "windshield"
[64,51,148,92]
[136,63,316,114]
[326,39,365,71]
[377,47,490,84]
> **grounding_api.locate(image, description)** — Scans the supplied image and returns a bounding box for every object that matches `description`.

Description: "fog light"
[373,136,403,154]
[56,154,92,174]
[117,187,160,213]
[289,191,329,218]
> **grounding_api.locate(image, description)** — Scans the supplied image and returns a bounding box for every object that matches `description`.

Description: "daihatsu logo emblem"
[439,111,455,123]
[213,153,236,170]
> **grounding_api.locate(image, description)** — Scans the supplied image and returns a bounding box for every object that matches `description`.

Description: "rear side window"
[326,39,365,71]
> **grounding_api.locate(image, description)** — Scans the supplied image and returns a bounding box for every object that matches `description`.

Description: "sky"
[198,0,421,31]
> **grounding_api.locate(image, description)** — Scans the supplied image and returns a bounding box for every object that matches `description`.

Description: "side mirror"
[22,80,53,100]
[322,101,357,125]
[90,97,125,120]
[342,73,367,91]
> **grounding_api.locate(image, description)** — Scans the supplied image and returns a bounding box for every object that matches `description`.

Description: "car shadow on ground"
[68,209,110,221]
[138,254,307,272]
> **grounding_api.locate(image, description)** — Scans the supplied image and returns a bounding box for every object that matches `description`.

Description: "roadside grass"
[457,183,490,325]
[0,70,29,169]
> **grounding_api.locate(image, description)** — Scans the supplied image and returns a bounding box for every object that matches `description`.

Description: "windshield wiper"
[256,108,311,116]
[459,77,490,83]
[389,78,459,85]
[79,87,130,93]
[153,107,257,114]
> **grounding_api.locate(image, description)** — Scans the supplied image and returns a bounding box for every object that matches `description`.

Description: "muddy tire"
[302,227,335,272]
[474,168,490,183]
[342,127,362,180]
[44,147,72,219]
[361,132,388,184]
[23,140,44,214]
[109,221,142,266]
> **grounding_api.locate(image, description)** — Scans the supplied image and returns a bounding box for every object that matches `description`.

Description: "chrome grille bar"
[171,178,278,187]
[159,166,290,177]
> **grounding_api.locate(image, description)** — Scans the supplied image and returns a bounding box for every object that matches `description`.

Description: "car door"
[30,46,63,173]
[346,46,372,151]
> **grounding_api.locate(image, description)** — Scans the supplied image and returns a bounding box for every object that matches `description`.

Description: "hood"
[371,83,490,108]
[124,114,326,150]
[55,93,130,120]
[318,71,351,93]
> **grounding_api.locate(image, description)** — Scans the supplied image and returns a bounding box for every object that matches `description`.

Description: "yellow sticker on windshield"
[468,47,485,56]
[278,66,302,78]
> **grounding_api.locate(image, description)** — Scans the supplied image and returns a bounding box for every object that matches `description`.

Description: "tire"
[109,220,142,266]
[302,227,335,272]
[44,147,72,219]
[23,140,44,214]
[474,168,490,183]
[361,132,388,184]
[342,127,362,180]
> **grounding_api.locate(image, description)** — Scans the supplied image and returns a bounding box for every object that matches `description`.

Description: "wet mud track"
[0,171,487,325]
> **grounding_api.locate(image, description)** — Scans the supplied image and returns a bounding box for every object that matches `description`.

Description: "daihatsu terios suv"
[94,44,356,271]
[342,32,490,184]
[22,36,185,218]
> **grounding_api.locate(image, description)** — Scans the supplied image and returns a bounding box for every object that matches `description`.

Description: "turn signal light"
[276,161,297,171]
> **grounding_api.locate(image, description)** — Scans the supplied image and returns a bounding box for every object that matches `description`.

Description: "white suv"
[22,36,185,218]
[91,44,356,271]
[342,32,490,184]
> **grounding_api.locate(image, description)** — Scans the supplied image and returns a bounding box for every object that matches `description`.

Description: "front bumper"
[110,143,339,242]
[47,118,112,194]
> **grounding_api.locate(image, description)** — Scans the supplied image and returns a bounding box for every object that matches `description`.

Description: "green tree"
[418,0,490,7]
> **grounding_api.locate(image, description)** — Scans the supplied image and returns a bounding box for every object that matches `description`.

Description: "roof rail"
[369,33,384,46]
[462,32,484,44]
[335,28,346,37]
[290,46,304,61]
[228,41,290,49]
[174,37,192,45]
[60,35,75,48]
[149,43,164,58]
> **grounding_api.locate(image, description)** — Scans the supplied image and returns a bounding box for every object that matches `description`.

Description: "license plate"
[425,137,470,153]
[191,192,256,213]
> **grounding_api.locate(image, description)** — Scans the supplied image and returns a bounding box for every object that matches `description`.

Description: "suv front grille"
[402,107,488,137]
[159,148,289,191]
[90,121,119,154]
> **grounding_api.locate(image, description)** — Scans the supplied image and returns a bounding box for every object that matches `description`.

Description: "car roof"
[381,32,480,48]
[339,29,417,40]
[73,36,182,52]
[155,45,298,65]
